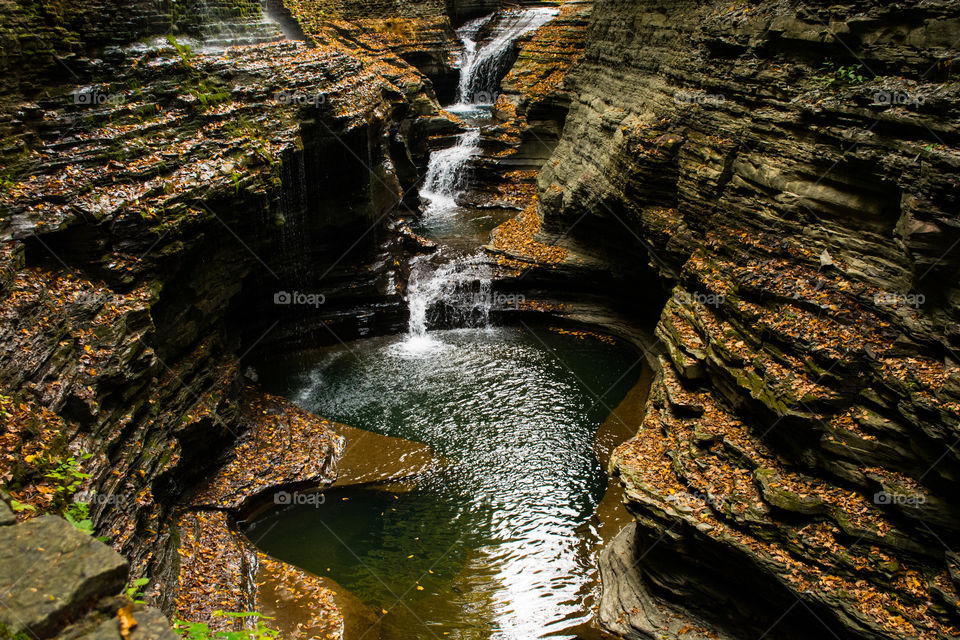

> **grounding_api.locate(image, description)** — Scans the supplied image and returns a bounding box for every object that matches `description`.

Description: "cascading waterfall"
[196,0,286,50]
[419,129,482,218]
[406,257,493,339]
[405,7,558,344]
[455,8,559,105]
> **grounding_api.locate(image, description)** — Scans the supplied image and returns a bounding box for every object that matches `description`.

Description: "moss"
[0,621,33,640]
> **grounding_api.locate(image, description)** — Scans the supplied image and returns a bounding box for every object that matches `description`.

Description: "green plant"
[44,452,96,534]
[0,620,33,640]
[9,499,36,513]
[0,175,16,194]
[45,453,92,496]
[174,612,279,640]
[166,34,194,63]
[190,79,230,110]
[819,61,867,88]
[63,501,94,535]
[125,577,150,604]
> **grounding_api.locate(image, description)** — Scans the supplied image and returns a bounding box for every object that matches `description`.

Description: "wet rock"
[256,555,379,640]
[171,510,362,639]
[58,604,178,640]
[0,14,442,617]
[599,522,734,640]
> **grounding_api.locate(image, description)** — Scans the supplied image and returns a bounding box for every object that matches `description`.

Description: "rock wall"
[279,0,463,101]
[491,0,592,168]
[444,0,562,24]
[538,0,960,638]
[0,18,441,630]
[0,0,271,98]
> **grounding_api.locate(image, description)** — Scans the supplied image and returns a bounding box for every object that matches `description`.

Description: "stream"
[244,9,649,640]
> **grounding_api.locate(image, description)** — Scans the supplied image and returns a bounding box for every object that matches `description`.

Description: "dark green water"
[244,326,643,640]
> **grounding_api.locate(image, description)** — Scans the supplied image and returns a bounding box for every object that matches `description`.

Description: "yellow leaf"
[119,605,137,640]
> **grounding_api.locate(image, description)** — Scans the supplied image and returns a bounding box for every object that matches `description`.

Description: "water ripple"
[246,327,640,640]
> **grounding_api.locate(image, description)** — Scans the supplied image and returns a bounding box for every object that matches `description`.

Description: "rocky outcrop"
[169,387,434,637]
[493,0,592,164]
[0,0,277,109]
[0,509,176,640]
[279,0,462,102]
[0,6,444,627]
[444,0,562,24]
[537,0,960,638]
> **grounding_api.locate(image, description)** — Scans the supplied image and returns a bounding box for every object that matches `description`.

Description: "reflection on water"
[246,327,643,640]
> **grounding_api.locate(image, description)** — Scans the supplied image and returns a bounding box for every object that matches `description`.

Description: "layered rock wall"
[0,23,440,625]
[538,0,960,637]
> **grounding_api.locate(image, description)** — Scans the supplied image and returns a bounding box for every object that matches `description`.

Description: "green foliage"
[63,503,94,535]
[174,612,279,640]
[126,577,150,604]
[819,62,867,88]
[0,174,16,195]
[6,449,96,534]
[190,80,231,110]
[9,499,36,513]
[45,452,95,535]
[0,620,33,640]
[166,34,194,63]
[44,453,92,495]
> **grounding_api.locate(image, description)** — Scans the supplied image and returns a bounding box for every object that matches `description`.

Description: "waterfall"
[455,8,559,105]
[402,7,559,346]
[196,0,287,50]
[419,129,482,218]
[407,257,493,339]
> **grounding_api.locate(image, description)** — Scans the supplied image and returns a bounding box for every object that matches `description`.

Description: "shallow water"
[245,327,644,640]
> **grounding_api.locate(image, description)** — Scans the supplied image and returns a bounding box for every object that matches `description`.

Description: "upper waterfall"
[455,8,559,105]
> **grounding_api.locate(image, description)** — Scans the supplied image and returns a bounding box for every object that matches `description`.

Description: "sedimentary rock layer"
[0,20,441,623]
[537,1,960,638]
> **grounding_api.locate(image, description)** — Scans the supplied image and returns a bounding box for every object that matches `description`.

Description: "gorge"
[1,1,959,640]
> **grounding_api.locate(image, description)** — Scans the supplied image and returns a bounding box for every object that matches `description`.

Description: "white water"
[405,7,558,345]
[455,8,559,105]
[419,129,482,219]
[405,256,493,345]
